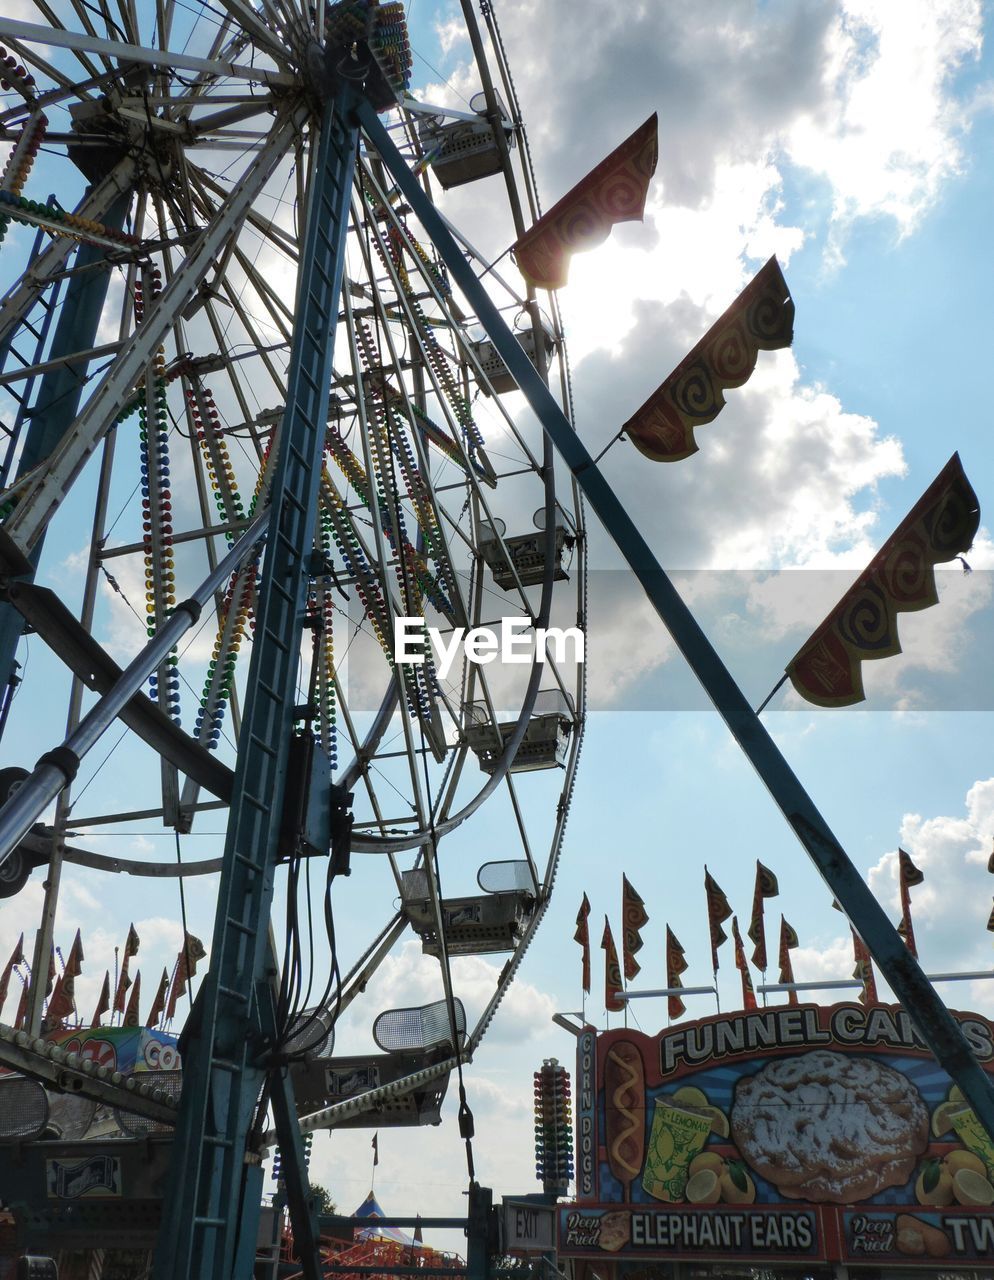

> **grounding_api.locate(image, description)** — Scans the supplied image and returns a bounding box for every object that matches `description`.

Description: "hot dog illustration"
[604,1039,646,1201]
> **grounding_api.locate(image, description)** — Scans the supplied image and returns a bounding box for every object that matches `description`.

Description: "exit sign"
[502,1199,556,1253]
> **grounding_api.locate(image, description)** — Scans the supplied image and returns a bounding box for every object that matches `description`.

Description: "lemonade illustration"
[642,1099,713,1202]
[949,1106,994,1184]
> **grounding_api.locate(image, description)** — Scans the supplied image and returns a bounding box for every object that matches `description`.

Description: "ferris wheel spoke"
[1,106,305,564]
[210,0,294,61]
[0,17,296,88]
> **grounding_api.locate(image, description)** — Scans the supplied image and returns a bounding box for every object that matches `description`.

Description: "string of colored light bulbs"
[363,186,485,456]
[353,320,443,718]
[134,264,182,727]
[191,408,276,754]
[0,47,140,253]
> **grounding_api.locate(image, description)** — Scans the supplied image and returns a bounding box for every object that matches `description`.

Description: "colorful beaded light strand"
[135,263,181,726]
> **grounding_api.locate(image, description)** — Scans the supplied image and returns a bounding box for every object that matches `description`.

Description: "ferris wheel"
[0,0,585,1271]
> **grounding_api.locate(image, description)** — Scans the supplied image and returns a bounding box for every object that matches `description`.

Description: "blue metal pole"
[0,190,131,712]
[153,84,360,1280]
[358,97,994,1139]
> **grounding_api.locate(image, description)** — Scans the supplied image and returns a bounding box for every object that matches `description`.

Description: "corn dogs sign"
[562,1004,994,1266]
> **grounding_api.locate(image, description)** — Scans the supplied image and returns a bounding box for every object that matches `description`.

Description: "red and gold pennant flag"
[778,916,800,1007]
[897,849,924,959]
[147,966,170,1029]
[166,932,206,1021]
[704,866,732,972]
[623,257,794,463]
[574,893,592,995]
[512,115,658,291]
[851,929,879,1006]
[0,933,24,1015]
[621,875,649,981]
[747,861,780,971]
[124,970,142,1028]
[92,970,111,1026]
[601,917,625,1013]
[113,923,140,1014]
[666,925,688,1020]
[14,976,29,1030]
[731,916,758,1011]
[787,454,980,707]
[46,930,84,1028]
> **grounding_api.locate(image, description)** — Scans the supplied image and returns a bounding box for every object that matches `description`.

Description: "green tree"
[310,1183,337,1216]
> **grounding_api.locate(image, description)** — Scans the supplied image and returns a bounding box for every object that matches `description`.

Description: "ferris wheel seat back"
[0,1074,48,1141]
[417,92,514,191]
[290,1050,452,1127]
[470,321,555,397]
[400,864,537,957]
[372,997,465,1053]
[479,522,573,590]
[465,689,575,774]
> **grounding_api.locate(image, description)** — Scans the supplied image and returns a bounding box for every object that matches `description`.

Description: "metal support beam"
[359,97,994,1141]
[153,84,360,1280]
[0,510,268,865]
[0,189,131,704]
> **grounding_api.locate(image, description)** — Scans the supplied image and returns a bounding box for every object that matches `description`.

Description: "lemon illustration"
[931,1101,961,1137]
[952,1168,994,1206]
[720,1162,756,1205]
[945,1150,986,1177]
[672,1086,708,1107]
[949,1084,965,1105]
[652,1127,675,1163]
[915,1160,953,1207]
[704,1106,730,1138]
[688,1153,724,1179]
[686,1169,721,1205]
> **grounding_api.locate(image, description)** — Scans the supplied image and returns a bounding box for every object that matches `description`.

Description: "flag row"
[0,925,207,1031]
[576,849,944,1018]
[506,115,979,708]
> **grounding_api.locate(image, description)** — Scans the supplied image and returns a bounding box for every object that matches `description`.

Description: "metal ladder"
[154,85,360,1280]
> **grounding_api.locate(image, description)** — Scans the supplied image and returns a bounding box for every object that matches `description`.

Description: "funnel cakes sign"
[562,1004,994,1266]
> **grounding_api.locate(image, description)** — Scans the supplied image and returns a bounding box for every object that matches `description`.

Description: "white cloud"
[786,0,984,253]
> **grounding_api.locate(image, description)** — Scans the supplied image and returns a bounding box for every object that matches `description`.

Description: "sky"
[1,0,994,1252]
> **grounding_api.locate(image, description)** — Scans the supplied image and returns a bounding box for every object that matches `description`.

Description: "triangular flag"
[731,916,758,1011]
[574,894,591,995]
[778,916,799,1007]
[124,970,142,1027]
[114,923,140,1013]
[704,866,732,972]
[147,967,170,1028]
[851,929,879,1006]
[747,861,779,970]
[92,971,111,1025]
[600,917,624,1012]
[665,925,687,1020]
[0,933,24,1015]
[512,115,658,290]
[624,258,793,462]
[787,455,980,706]
[621,875,648,981]
[897,849,924,959]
